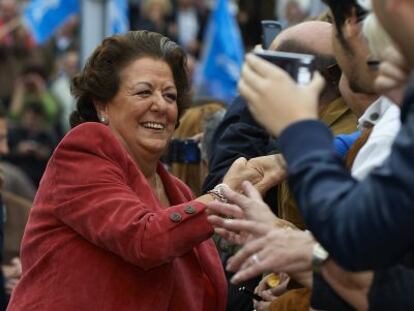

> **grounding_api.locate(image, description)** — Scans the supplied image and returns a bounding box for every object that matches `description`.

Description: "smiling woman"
[5,31,279,311]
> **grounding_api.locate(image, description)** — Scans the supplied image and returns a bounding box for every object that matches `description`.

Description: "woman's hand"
[208,181,278,225]
[253,273,290,311]
[239,53,325,136]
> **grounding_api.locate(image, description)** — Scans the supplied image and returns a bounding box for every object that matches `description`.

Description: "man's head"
[323,0,378,95]
[270,21,341,108]
[0,0,18,22]
[372,0,414,68]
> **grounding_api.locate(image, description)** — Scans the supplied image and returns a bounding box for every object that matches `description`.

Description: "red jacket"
[8,122,227,311]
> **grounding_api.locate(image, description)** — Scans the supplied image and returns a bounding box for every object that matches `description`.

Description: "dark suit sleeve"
[202,96,275,192]
[278,97,414,271]
[310,274,356,311]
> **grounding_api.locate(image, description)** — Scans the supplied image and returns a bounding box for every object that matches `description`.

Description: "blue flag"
[195,0,244,104]
[23,0,80,44]
[108,0,130,35]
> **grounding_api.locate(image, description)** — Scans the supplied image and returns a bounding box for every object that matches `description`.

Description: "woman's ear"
[94,100,109,125]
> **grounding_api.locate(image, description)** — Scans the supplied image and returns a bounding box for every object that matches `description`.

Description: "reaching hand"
[216,220,315,284]
[239,53,325,136]
[245,154,287,195]
[376,46,409,104]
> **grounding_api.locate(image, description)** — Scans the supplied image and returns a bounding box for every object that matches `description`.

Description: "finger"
[241,61,267,93]
[242,180,263,201]
[214,228,242,244]
[206,201,244,219]
[375,75,400,91]
[261,289,277,301]
[211,218,270,239]
[379,62,408,83]
[227,233,270,272]
[238,78,259,105]
[222,186,255,210]
[380,46,408,69]
[308,71,325,94]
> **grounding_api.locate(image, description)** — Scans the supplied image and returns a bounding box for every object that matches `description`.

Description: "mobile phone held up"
[261,20,283,50]
[254,50,315,85]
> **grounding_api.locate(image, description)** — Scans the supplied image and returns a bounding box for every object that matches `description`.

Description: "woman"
[7,31,273,310]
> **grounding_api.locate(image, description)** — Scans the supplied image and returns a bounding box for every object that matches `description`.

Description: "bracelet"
[207,183,229,203]
[312,243,329,274]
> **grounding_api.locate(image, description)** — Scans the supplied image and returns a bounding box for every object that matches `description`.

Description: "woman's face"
[102,57,178,162]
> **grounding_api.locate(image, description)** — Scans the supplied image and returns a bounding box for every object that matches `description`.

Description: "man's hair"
[322,0,368,47]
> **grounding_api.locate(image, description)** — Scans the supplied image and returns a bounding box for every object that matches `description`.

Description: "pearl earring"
[100,116,108,125]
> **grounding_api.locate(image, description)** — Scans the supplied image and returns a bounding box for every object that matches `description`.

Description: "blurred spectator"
[40,15,79,77]
[0,0,35,105]
[136,0,173,36]
[50,50,79,135]
[169,0,207,57]
[9,63,59,126]
[170,98,225,195]
[7,102,57,186]
[238,0,276,49]
[275,0,327,27]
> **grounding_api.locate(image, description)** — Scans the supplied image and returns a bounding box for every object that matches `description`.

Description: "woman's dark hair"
[70,30,191,128]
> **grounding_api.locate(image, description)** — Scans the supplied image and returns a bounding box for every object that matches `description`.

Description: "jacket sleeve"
[278,115,414,271]
[202,96,275,193]
[368,265,414,310]
[49,124,213,270]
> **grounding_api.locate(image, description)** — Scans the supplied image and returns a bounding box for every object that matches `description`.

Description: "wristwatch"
[312,243,329,274]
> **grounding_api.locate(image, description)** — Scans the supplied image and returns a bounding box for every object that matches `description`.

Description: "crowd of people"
[1,0,412,310]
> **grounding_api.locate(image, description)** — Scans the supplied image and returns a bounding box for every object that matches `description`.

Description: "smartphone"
[261,20,283,50]
[254,50,315,85]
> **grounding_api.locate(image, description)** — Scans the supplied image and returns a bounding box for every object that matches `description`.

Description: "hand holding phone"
[254,50,315,85]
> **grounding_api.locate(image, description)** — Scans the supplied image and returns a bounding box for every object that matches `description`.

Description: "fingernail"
[230,274,240,284]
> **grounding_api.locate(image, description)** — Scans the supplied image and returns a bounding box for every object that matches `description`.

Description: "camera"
[254,50,315,85]
[166,139,201,164]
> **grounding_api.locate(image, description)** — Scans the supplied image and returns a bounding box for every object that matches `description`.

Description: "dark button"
[369,112,380,121]
[170,212,182,223]
[184,205,196,214]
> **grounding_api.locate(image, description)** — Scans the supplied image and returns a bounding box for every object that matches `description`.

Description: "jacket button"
[184,205,196,214]
[169,212,182,223]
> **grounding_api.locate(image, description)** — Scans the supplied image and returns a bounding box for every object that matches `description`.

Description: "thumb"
[308,71,325,95]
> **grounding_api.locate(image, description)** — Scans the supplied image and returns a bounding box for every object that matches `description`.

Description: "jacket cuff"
[279,120,334,166]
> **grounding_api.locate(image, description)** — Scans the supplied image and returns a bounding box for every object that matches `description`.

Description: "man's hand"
[219,221,315,284]
[376,46,410,104]
[239,53,325,136]
[246,154,287,195]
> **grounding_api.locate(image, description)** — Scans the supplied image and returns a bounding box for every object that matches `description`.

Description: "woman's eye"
[137,90,151,97]
[164,93,177,102]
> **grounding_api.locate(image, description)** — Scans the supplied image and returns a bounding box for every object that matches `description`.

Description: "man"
[232,0,414,309]
[204,20,357,311]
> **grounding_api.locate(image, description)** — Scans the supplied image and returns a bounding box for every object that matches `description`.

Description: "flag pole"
[80,0,110,66]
